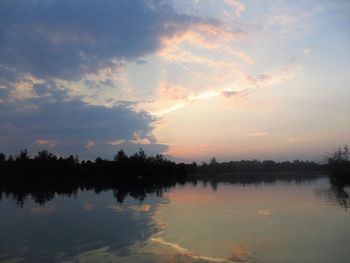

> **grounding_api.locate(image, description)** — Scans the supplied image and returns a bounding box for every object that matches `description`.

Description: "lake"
[0,174,349,263]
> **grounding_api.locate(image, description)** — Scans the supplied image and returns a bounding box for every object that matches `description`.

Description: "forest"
[0,148,332,179]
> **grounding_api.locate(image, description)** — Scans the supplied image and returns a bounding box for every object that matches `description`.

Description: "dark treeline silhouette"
[197,157,324,174]
[0,148,327,180]
[0,148,188,180]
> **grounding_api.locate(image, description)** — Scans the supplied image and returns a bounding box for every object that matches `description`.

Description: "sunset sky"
[0,0,349,162]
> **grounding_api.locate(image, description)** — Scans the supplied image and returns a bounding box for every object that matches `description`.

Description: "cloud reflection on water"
[1,176,349,262]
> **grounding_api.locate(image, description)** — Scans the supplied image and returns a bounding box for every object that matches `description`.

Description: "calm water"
[0,176,349,263]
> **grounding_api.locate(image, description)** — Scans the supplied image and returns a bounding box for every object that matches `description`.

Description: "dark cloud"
[135,59,148,65]
[0,0,213,157]
[0,88,167,158]
[0,0,202,156]
[0,66,18,89]
[221,90,238,97]
[0,0,200,80]
[0,88,10,100]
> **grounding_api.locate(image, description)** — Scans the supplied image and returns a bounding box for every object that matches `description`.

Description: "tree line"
[0,148,188,179]
[0,148,334,180]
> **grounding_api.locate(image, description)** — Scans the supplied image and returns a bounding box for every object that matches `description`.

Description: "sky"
[0,0,349,162]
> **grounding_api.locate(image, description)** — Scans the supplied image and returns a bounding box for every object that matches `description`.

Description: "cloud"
[135,59,148,65]
[287,137,297,143]
[224,0,246,17]
[0,1,190,158]
[245,64,298,88]
[0,0,236,158]
[158,22,249,65]
[221,90,238,98]
[149,71,294,117]
[83,202,95,212]
[0,0,205,80]
[108,204,124,213]
[109,139,125,146]
[150,237,232,262]
[246,132,269,137]
[258,209,272,216]
[150,90,220,116]
[128,204,151,212]
[263,3,323,40]
[35,139,57,148]
[228,242,249,262]
[303,48,311,56]
[0,87,167,158]
[31,206,56,214]
[85,141,95,149]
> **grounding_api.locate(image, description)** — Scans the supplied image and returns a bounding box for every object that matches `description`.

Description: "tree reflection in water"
[2,172,347,210]
[315,177,350,210]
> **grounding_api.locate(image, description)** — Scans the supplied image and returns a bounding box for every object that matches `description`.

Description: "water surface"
[0,175,349,262]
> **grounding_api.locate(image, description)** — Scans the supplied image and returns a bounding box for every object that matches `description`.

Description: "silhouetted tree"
[210,157,217,165]
[35,150,57,161]
[327,145,350,179]
[7,155,14,162]
[0,153,5,162]
[16,149,29,161]
[114,150,127,162]
[74,155,79,164]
